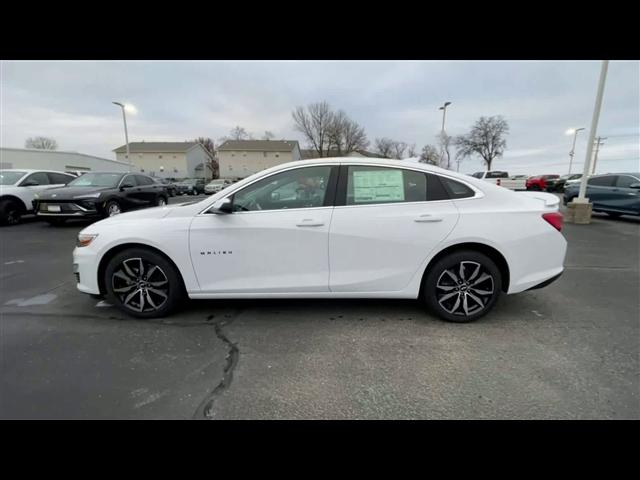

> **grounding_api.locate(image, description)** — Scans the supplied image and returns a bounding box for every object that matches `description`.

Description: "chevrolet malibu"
[73,158,567,323]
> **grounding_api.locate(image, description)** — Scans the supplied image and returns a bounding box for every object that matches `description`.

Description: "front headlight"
[76,233,99,247]
[74,193,102,199]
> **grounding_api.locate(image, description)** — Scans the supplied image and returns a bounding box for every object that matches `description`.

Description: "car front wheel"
[0,199,24,225]
[104,248,185,318]
[423,250,502,323]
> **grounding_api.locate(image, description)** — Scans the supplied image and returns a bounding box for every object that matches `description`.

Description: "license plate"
[47,205,61,212]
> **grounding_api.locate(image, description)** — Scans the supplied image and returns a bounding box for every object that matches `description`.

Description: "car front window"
[0,171,27,185]
[67,173,123,188]
[232,166,332,212]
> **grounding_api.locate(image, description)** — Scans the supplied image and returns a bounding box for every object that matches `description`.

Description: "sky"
[1,60,638,175]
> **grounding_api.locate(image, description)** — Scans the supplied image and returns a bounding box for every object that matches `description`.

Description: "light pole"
[113,101,132,172]
[439,101,452,169]
[568,60,609,225]
[566,127,584,174]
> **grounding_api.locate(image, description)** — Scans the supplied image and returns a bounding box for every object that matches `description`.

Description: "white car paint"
[0,169,76,213]
[73,158,566,305]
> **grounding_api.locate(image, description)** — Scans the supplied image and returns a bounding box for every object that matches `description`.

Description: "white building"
[217,140,301,179]
[0,148,131,173]
[113,142,214,179]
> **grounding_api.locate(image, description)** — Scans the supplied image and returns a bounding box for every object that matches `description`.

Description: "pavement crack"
[193,311,241,420]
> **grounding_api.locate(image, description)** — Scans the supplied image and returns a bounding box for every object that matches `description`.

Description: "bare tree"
[374,138,396,158]
[391,141,408,160]
[419,145,440,165]
[228,126,251,141]
[374,138,409,159]
[192,137,219,178]
[25,136,58,150]
[262,131,275,140]
[454,116,509,171]
[407,144,418,158]
[437,132,453,169]
[292,101,334,157]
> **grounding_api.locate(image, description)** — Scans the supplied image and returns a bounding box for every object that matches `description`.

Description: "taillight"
[542,212,563,232]
[496,179,501,186]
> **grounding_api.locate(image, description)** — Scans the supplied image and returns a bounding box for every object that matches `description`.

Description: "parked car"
[152,177,177,197]
[470,171,527,190]
[33,172,168,225]
[0,169,76,225]
[551,173,582,193]
[526,175,560,191]
[175,178,205,195]
[565,175,588,190]
[73,158,567,323]
[204,178,233,195]
[563,172,640,218]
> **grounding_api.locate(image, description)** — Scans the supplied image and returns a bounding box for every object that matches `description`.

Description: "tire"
[104,200,122,218]
[156,196,168,207]
[0,198,24,226]
[423,250,502,323]
[45,218,67,226]
[104,248,185,318]
[528,185,541,191]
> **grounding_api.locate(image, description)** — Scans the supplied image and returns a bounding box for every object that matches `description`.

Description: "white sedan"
[73,158,567,323]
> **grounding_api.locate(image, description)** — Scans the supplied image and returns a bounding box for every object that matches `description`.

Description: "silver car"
[204,178,232,195]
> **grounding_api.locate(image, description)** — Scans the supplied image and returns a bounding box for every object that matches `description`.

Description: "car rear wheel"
[0,199,24,226]
[156,196,168,206]
[423,250,502,323]
[104,248,185,318]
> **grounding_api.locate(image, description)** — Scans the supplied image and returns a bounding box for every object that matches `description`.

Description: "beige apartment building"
[113,142,214,179]
[217,140,301,179]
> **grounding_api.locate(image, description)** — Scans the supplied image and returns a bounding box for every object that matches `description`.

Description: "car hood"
[91,204,177,227]
[37,186,114,200]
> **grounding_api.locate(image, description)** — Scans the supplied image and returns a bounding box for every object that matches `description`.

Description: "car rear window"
[440,177,475,199]
[588,175,616,187]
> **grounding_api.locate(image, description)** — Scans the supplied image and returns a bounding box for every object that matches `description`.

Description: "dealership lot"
[0,195,638,419]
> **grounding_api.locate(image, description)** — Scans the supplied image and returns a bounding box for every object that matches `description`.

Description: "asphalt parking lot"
[1,194,638,419]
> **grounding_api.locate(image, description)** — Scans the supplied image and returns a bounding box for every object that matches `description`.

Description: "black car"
[152,177,177,197]
[33,172,169,225]
[563,172,640,217]
[174,178,206,195]
[549,173,582,193]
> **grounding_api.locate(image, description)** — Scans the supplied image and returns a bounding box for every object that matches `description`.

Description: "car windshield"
[0,171,27,185]
[67,172,123,187]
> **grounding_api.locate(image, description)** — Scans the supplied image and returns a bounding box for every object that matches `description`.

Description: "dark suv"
[563,173,640,217]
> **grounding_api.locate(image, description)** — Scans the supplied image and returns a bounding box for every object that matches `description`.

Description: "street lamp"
[439,101,452,132]
[113,101,133,172]
[566,127,585,174]
[439,101,452,168]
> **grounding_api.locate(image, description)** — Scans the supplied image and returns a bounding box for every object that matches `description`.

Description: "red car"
[526,175,560,191]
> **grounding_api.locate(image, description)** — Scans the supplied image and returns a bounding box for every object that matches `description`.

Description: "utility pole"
[566,127,585,174]
[591,136,607,175]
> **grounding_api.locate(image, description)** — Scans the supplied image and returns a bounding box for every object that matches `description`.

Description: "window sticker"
[353,169,404,203]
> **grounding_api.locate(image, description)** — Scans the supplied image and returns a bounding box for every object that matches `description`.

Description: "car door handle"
[296,219,324,227]
[414,214,443,223]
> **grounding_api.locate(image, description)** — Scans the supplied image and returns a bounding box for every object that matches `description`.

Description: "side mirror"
[629,182,640,189]
[209,197,233,214]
